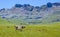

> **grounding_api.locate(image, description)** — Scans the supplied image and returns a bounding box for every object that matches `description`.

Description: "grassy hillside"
[0,22,60,37]
[0,17,14,26]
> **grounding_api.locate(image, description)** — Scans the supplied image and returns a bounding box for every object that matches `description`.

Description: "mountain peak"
[15,4,23,8]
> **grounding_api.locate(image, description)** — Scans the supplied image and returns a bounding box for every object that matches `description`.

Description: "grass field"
[0,22,60,37]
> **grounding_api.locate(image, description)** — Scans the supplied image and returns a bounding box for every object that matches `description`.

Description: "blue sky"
[0,0,60,9]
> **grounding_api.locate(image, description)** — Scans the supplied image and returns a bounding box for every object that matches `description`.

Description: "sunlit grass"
[0,22,60,37]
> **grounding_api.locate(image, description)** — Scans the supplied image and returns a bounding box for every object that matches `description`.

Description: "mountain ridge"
[0,2,60,24]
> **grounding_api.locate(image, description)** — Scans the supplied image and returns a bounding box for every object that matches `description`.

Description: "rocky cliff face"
[0,2,60,24]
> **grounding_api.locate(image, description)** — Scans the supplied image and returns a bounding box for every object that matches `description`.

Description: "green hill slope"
[0,17,14,26]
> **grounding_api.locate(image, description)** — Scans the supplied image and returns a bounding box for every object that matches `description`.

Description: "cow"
[15,25,26,31]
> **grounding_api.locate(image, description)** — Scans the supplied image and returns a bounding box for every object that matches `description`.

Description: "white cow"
[15,25,26,31]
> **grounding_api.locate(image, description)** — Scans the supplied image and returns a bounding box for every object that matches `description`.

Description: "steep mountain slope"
[0,2,60,24]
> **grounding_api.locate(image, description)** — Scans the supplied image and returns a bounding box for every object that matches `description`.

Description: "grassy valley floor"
[0,23,60,37]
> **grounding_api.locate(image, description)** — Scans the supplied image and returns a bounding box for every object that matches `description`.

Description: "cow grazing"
[15,25,26,31]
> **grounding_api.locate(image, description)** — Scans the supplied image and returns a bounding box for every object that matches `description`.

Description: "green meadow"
[0,23,60,37]
[0,18,60,37]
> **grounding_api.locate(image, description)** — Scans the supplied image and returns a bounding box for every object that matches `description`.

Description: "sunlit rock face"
[0,2,60,24]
